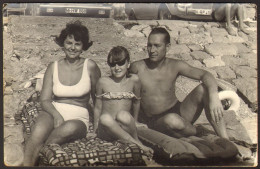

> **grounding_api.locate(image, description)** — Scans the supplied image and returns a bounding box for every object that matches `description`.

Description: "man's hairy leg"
[180,84,228,139]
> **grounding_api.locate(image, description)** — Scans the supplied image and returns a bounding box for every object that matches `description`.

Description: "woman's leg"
[45,120,87,145]
[23,111,54,166]
[99,113,153,156]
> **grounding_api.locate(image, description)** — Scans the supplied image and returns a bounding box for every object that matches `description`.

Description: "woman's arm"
[131,75,141,121]
[88,59,101,105]
[40,62,64,128]
[93,79,103,133]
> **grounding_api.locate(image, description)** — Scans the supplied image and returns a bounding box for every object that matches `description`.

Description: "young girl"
[93,46,153,156]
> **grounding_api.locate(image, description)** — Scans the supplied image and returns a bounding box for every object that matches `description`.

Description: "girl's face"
[63,34,83,59]
[109,58,129,79]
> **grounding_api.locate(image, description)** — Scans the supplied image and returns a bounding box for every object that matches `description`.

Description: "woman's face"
[110,58,129,79]
[63,34,83,59]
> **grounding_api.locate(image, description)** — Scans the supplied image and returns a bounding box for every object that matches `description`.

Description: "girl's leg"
[23,111,54,166]
[99,113,153,156]
[116,110,139,140]
[45,120,87,145]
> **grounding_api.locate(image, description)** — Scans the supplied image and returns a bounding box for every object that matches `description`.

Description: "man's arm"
[177,60,223,123]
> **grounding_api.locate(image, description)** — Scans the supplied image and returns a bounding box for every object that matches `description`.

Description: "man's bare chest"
[138,68,178,86]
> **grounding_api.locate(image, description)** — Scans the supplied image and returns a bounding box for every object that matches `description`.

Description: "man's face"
[147,33,170,62]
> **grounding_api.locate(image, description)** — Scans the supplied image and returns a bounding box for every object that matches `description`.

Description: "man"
[129,27,228,139]
[213,3,250,36]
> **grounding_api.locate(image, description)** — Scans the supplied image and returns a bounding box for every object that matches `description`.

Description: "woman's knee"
[29,112,54,143]
[116,111,132,124]
[163,114,186,130]
[61,120,87,137]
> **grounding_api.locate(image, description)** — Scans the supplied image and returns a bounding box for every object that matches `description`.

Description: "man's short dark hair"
[149,27,170,44]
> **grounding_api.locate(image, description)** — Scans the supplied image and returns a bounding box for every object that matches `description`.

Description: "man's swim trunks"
[138,101,181,129]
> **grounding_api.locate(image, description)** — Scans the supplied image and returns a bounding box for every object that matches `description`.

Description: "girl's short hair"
[55,20,93,50]
[107,46,130,64]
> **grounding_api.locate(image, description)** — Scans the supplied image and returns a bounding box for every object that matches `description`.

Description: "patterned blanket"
[17,92,239,166]
[17,99,147,166]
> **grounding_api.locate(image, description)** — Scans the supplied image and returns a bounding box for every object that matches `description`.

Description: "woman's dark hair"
[107,46,131,77]
[55,20,93,50]
[149,27,170,44]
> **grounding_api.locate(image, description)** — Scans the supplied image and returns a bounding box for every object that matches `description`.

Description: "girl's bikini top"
[96,91,141,100]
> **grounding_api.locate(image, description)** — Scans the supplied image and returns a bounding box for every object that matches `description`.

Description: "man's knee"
[99,114,114,127]
[116,111,131,124]
[163,114,186,131]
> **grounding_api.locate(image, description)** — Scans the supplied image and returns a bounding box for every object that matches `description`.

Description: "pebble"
[203,58,225,68]
[4,143,24,166]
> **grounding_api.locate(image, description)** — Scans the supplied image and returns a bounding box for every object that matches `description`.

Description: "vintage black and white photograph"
[2,2,258,167]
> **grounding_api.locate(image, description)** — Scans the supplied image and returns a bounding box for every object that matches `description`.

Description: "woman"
[23,21,101,166]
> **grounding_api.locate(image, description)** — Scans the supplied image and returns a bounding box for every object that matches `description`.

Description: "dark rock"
[188,25,199,33]
[231,65,257,78]
[222,55,248,66]
[205,43,238,57]
[187,60,204,68]
[177,33,212,45]
[4,86,13,95]
[168,44,190,55]
[232,78,257,104]
[4,77,14,86]
[187,44,204,51]
[172,53,193,61]
[190,51,212,61]
[179,28,190,35]
[203,57,225,68]
[210,27,229,37]
[213,66,237,79]
[233,43,252,54]
[239,53,257,69]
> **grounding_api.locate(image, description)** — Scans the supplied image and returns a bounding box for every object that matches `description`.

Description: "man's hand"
[135,121,148,128]
[209,93,224,123]
[53,113,64,128]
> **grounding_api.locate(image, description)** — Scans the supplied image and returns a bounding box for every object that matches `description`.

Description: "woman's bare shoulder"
[87,58,98,67]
